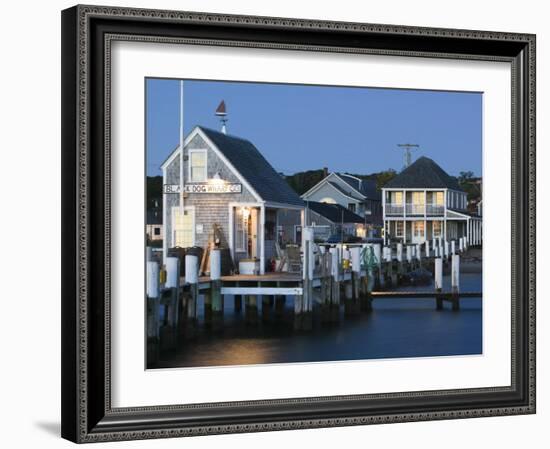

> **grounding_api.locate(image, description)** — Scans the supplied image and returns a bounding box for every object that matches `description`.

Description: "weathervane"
[215,100,228,134]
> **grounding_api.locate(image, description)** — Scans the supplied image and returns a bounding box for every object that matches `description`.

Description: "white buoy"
[146,261,159,298]
[416,244,421,261]
[185,254,199,284]
[444,241,449,260]
[451,240,456,255]
[343,248,351,262]
[425,240,430,258]
[210,249,221,280]
[406,245,412,263]
[165,256,180,288]
[351,247,361,273]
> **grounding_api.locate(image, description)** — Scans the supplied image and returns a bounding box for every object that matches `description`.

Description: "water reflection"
[151,273,482,369]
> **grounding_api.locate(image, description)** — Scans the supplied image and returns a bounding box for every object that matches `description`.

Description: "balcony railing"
[385,203,445,216]
[426,204,445,216]
[405,203,425,215]
[385,204,404,215]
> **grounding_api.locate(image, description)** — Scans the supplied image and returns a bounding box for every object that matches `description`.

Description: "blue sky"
[146,78,482,178]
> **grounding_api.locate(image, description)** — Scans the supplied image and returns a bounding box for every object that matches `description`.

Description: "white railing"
[426,204,445,216]
[405,203,425,215]
[386,203,445,216]
[385,204,404,215]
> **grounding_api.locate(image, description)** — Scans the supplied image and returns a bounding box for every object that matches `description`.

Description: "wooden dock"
[146,237,481,362]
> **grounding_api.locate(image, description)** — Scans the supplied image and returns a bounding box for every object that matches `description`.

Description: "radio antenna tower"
[397,143,419,170]
[215,100,228,134]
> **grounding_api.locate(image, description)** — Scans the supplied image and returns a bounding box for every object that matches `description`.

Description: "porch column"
[466,218,470,245]
[260,205,266,275]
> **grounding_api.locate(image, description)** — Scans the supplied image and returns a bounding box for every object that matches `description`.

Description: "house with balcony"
[382,157,482,246]
[300,172,382,237]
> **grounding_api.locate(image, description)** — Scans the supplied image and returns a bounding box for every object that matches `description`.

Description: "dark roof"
[384,157,463,191]
[200,127,304,207]
[327,181,360,200]
[306,201,364,224]
[336,173,381,200]
[147,208,162,225]
[448,208,481,218]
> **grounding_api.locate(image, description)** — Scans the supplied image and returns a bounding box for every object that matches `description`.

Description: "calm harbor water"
[152,273,482,369]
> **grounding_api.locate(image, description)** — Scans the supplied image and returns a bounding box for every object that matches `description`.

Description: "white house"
[161,126,305,274]
[301,172,382,237]
[381,157,482,246]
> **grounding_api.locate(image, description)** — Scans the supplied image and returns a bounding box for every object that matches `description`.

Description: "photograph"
[145,78,484,369]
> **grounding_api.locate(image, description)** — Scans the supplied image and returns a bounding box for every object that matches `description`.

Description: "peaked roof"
[384,157,463,191]
[306,201,364,224]
[337,173,381,200]
[199,127,304,207]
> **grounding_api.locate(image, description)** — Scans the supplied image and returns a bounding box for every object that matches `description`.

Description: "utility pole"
[397,143,419,170]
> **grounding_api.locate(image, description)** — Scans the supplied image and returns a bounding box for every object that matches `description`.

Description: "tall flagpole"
[179,81,185,218]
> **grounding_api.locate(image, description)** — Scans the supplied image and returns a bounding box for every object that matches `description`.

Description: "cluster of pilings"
[145,234,474,364]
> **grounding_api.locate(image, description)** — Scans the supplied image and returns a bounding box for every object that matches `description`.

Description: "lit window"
[412,191,425,205]
[392,191,403,204]
[413,221,425,237]
[189,150,207,182]
[173,208,194,248]
[235,208,249,253]
[395,221,404,237]
[435,191,444,205]
[433,221,442,237]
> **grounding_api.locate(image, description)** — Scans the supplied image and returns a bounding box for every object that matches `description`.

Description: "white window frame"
[188,149,208,183]
[432,220,442,237]
[234,207,249,253]
[395,221,404,237]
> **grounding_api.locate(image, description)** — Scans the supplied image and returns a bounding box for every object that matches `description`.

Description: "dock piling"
[184,254,199,338]
[146,261,160,364]
[210,249,223,331]
[451,254,460,311]
[330,247,340,322]
[435,257,443,310]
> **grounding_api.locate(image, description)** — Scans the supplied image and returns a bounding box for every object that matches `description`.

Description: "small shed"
[161,126,305,274]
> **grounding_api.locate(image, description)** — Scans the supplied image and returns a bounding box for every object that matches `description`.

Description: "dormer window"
[189,149,207,182]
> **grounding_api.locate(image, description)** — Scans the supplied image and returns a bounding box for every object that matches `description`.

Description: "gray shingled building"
[161,126,304,274]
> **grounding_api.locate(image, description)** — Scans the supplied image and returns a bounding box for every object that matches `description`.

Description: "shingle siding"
[164,133,257,251]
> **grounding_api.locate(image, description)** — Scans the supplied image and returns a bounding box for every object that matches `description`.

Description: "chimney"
[323,167,328,178]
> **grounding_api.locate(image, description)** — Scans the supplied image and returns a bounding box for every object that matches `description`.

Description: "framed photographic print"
[61,4,536,443]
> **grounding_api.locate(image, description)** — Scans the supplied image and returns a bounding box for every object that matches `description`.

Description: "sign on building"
[163,183,242,194]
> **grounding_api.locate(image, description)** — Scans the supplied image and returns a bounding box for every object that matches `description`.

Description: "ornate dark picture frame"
[61,4,536,443]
